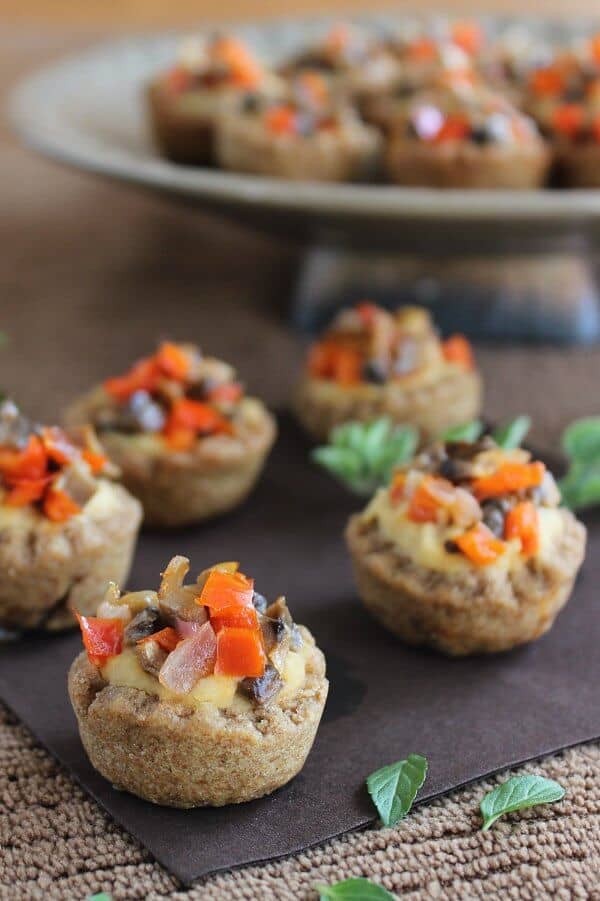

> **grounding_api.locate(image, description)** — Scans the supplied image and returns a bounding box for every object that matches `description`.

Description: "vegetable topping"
[164,34,265,95]
[307,302,475,386]
[77,556,304,706]
[99,342,243,450]
[372,432,560,566]
[0,400,106,521]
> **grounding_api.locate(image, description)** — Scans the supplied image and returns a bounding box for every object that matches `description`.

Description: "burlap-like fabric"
[2,24,600,899]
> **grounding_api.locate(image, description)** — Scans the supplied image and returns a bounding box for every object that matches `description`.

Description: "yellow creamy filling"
[363,488,565,573]
[0,479,114,528]
[102,642,309,713]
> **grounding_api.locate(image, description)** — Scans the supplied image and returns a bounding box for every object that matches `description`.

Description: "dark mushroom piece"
[136,639,168,677]
[240,664,283,706]
[124,607,161,644]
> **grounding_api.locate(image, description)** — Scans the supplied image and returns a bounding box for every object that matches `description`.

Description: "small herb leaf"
[312,418,418,496]
[492,416,531,450]
[443,420,484,442]
[316,877,396,900]
[480,775,565,831]
[562,417,600,463]
[366,753,428,827]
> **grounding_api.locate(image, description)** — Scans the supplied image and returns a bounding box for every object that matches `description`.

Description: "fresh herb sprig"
[311,418,418,496]
[316,878,396,900]
[480,775,565,831]
[366,754,428,827]
[559,417,600,511]
[443,416,531,450]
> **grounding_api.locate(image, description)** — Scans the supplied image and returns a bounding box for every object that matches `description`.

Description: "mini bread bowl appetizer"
[68,556,328,807]
[293,302,481,443]
[346,434,586,655]
[384,84,550,188]
[147,34,283,164]
[215,80,381,182]
[0,400,141,631]
[64,342,276,527]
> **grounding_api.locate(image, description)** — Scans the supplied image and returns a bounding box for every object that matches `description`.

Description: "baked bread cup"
[293,302,482,443]
[384,83,550,188]
[64,342,276,527]
[147,34,284,165]
[215,77,381,182]
[68,556,328,807]
[0,400,141,631]
[347,434,586,655]
[522,39,600,187]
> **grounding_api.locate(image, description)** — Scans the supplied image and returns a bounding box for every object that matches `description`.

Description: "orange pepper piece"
[4,476,52,507]
[591,33,600,64]
[432,115,470,143]
[451,21,484,55]
[82,448,107,474]
[163,399,232,448]
[104,356,160,402]
[356,302,379,328]
[455,522,505,565]
[308,341,335,378]
[408,475,455,523]
[529,66,564,97]
[43,486,81,522]
[214,626,266,678]
[265,105,297,135]
[472,461,545,501]
[442,334,475,370]
[213,36,262,89]
[504,500,539,557]
[138,626,180,653]
[332,346,363,385]
[200,569,254,614]
[77,614,124,667]
[406,37,437,61]
[211,605,259,633]
[155,342,191,381]
[0,434,48,482]
[551,103,585,139]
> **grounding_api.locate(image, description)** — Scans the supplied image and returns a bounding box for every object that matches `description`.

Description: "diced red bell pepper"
[455,522,505,565]
[356,302,379,328]
[206,382,243,404]
[213,36,262,89]
[408,475,455,523]
[265,105,297,135]
[164,398,231,438]
[472,461,545,501]
[155,342,190,381]
[442,334,475,370]
[529,66,564,97]
[504,500,540,557]
[590,34,600,64]
[4,476,52,507]
[0,434,48,482]
[43,486,81,522]
[214,626,266,678]
[77,614,124,667]
[138,626,180,653]
[432,115,470,143]
[104,357,160,402]
[200,569,254,614]
[406,37,437,61]
[82,448,107,474]
[552,103,585,139]
[210,604,259,633]
[451,21,484,55]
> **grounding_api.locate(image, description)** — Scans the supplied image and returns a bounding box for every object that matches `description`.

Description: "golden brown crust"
[384,138,551,188]
[346,508,586,655]
[68,627,328,808]
[147,80,215,165]
[293,365,482,444]
[65,393,277,527]
[0,482,142,631]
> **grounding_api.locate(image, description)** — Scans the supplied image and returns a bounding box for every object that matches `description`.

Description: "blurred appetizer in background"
[0,400,141,631]
[384,84,550,188]
[65,342,276,527]
[294,302,481,443]
[68,556,328,807]
[147,33,284,164]
[216,70,381,182]
[346,429,586,655]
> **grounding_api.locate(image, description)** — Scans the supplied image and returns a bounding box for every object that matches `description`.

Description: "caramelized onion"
[158,622,217,694]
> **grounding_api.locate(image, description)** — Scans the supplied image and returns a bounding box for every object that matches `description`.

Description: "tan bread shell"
[65,392,277,527]
[555,143,600,188]
[293,365,482,444]
[385,138,551,188]
[0,482,142,631]
[147,80,215,165]
[346,509,586,656]
[68,626,328,807]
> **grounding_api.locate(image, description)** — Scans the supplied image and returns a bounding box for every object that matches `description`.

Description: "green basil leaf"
[443,420,484,442]
[480,775,565,831]
[331,421,367,453]
[562,417,600,463]
[559,461,600,510]
[366,753,428,827]
[316,877,396,900]
[493,416,531,450]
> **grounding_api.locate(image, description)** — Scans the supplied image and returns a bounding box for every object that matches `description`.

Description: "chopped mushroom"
[158,555,206,623]
[0,400,32,449]
[240,663,283,705]
[124,607,161,644]
[136,639,168,676]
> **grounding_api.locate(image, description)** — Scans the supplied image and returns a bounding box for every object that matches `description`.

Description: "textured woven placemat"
[2,24,600,900]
